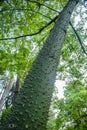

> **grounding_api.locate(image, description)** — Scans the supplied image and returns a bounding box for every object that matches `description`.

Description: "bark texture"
[0,78,15,112]
[12,77,20,102]
[0,0,79,130]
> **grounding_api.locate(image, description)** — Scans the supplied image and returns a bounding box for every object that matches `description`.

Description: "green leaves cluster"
[0,107,11,125]
[54,80,87,130]
[0,0,67,81]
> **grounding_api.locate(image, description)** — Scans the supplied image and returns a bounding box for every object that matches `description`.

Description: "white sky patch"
[84,40,87,45]
[55,80,65,99]
[74,15,81,26]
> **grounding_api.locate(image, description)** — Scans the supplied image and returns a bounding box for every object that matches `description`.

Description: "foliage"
[0,107,11,125]
[55,80,87,130]
[0,0,68,81]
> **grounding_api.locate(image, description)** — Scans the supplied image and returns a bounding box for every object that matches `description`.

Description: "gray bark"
[12,77,20,103]
[0,78,15,112]
[0,0,79,130]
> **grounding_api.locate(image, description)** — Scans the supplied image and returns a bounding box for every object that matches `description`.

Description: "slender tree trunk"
[0,0,79,130]
[12,77,20,103]
[0,78,15,112]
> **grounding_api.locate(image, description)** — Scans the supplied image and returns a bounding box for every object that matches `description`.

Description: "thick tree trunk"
[0,0,79,130]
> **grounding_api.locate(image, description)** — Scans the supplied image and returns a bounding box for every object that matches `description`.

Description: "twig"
[29,0,60,13]
[69,21,87,56]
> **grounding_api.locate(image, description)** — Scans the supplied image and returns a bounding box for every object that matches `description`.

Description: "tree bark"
[12,77,20,103]
[0,78,15,112]
[0,0,79,130]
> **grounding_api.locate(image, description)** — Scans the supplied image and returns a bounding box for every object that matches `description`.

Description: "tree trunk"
[0,78,15,112]
[12,77,20,103]
[0,0,79,130]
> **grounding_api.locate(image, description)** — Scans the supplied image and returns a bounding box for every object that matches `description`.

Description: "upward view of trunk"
[0,0,79,130]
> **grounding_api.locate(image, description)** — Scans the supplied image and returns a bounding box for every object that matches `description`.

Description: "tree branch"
[0,8,30,13]
[0,1,59,41]
[29,1,87,56]
[69,21,87,56]
[28,0,60,13]
[0,15,58,41]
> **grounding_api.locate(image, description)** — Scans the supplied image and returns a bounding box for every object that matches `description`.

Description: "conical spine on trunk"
[1,0,79,130]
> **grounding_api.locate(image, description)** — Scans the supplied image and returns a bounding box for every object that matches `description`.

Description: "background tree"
[55,80,87,130]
